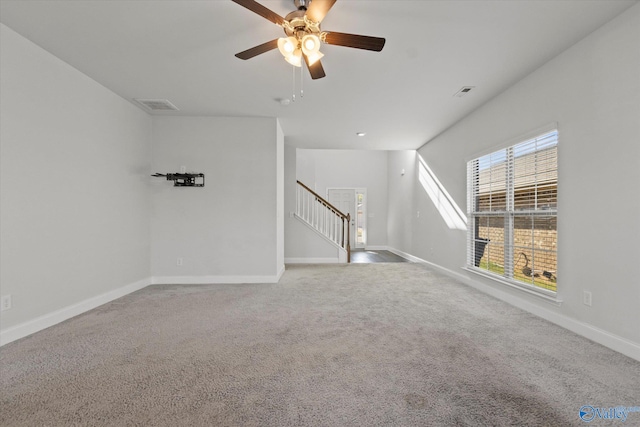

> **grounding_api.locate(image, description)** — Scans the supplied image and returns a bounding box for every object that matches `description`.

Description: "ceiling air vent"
[453,86,475,98]
[134,98,179,111]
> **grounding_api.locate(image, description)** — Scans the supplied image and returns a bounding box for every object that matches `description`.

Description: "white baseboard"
[0,277,151,347]
[363,245,391,251]
[1,270,286,346]
[151,274,282,285]
[386,247,640,362]
[284,257,341,264]
[386,247,422,262]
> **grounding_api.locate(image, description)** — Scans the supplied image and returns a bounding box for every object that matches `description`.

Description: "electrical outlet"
[180,165,186,173]
[583,291,592,307]
[177,257,183,266]
[417,211,420,218]
[1,295,12,311]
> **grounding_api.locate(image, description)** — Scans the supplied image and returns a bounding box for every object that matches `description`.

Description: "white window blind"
[467,130,558,293]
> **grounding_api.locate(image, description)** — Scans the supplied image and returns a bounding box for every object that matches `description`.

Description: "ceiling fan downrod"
[294,0,310,11]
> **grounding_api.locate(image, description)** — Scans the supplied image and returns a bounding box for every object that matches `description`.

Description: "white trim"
[386,247,423,263]
[355,188,367,249]
[151,275,281,285]
[1,268,287,346]
[363,245,390,251]
[284,257,341,264]
[0,277,151,346]
[463,267,561,304]
[386,247,640,362]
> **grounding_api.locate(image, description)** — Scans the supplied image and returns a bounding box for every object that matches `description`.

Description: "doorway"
[327,188,367,249]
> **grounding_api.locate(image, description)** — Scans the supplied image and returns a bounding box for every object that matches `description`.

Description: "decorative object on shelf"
[152,173,205,187]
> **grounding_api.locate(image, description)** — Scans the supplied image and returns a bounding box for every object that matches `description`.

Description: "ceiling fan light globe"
[277,36,298,57]
[303,37,316,51]
[285,49,303,67]
[301,34,321,55]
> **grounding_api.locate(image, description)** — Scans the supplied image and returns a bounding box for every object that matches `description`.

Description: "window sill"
[462,266,563,306]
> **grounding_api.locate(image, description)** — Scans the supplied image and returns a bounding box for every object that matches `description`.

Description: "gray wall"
[387,151,417,254]
[286,148,391,261]
[297,149,389,247]
[387,5,640,355]
[150,116,283,282]
[0,24,152,333]
[284,144,341,262]
[1,25,285,343]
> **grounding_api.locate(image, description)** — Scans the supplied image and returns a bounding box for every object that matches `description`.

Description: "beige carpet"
[1,263,639,426]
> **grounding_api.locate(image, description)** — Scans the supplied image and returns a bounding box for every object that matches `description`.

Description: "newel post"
[346,213,351,263]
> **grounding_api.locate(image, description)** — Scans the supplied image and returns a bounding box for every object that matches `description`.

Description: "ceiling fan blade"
[303,54,326,80]
[305,0,336,23]
[231,0,285,26]
[235,39,279,60]
[323,31,386,52]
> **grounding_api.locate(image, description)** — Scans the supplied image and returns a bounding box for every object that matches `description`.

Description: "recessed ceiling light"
[356,132,366,137]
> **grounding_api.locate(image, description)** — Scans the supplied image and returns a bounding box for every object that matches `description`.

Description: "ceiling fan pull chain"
[292,63,296,102]
[300,65,304,99]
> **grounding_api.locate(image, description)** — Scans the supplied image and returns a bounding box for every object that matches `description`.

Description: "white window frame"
[465,125,559,301]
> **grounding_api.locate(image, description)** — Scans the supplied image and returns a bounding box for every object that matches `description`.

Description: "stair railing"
[296,180,351,262]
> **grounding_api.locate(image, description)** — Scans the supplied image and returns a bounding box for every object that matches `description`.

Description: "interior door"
[328,189,356,249]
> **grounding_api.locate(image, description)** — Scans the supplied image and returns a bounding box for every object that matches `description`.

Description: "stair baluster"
[295,181,351,263]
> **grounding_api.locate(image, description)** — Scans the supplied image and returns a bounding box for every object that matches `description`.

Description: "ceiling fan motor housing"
[283,10,321,39]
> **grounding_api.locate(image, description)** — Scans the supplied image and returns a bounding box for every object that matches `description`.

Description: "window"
[355,190,367,247]
[467,130,558,293]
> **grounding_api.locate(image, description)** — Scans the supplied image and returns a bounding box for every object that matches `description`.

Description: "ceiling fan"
[232,0,385,79]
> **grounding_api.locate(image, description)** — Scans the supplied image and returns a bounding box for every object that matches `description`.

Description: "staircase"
[295,181,351,263]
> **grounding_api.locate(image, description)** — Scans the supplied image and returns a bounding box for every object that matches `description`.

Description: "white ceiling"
[1,0,636,150]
